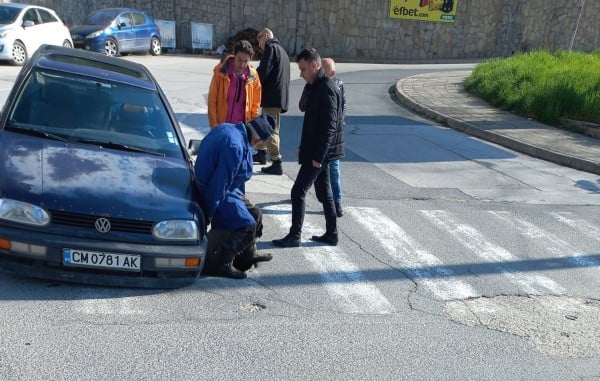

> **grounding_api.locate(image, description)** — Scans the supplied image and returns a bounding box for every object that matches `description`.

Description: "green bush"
[464,50,600,125]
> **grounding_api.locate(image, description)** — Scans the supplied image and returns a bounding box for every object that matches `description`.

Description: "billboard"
[390,0,458,22]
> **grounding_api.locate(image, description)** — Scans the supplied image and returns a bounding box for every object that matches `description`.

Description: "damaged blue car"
[0,45,205,288]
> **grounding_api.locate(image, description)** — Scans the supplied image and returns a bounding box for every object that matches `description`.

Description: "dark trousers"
[289,162,337,239]
[201,197,263,275]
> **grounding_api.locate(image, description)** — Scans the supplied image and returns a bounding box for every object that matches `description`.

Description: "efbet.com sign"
[390,0,458,22]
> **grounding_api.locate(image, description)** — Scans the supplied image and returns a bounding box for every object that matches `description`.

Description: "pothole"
[240,302,266,312]
[445,295,600,357]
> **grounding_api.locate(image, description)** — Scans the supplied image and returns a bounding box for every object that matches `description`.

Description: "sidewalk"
[394,71,600,176]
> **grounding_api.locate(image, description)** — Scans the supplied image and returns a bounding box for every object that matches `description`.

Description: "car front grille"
[50,210,154,234]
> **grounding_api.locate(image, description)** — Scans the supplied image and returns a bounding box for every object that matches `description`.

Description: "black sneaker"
[253,149,267,165]
[272,234,301,247]
[261,160,282,175]
[310,232,338,246]
[335,202,343,217]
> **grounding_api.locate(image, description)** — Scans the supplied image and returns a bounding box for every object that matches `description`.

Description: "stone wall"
[8,0,599,62]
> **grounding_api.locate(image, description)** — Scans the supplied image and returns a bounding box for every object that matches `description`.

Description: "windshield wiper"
[5,123,66,142]
[76,138,165,157]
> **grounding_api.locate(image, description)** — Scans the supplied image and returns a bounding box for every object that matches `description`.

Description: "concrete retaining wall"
[11,0,599,62]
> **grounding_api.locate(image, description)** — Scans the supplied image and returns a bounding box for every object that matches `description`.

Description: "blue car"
[0,45,205,288]
[70,8,161,57]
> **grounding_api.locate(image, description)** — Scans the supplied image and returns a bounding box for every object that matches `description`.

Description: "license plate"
[63,248,141,272]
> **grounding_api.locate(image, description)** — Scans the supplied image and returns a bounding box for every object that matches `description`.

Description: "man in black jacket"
[273,48,344,248]
[253,28,290,175]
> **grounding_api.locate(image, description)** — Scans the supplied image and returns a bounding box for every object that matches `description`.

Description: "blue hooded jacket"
[194,122,254,230]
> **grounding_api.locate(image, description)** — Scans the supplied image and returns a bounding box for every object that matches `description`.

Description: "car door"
[36,8,66,46]
[20,8,44,54]
[130,11,150,51]
[113,12,135,52]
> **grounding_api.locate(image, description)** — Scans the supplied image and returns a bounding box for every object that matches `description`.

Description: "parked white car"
[0,3,72,65]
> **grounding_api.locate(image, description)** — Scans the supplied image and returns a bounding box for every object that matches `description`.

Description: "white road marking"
[421,210,565,295]
[76,296,144,315]
[489,211,599,267]
[347,207,478,300]
[550,212,600,242]
[268,204,395,314]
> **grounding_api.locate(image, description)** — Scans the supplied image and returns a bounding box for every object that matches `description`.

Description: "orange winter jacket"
[208,55,262,128]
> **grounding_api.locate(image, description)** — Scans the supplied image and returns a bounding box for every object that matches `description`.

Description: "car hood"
[0,132,197,221]
[70,24,107,36]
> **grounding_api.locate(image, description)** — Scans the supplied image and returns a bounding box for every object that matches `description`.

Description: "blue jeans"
[329,159,341,203]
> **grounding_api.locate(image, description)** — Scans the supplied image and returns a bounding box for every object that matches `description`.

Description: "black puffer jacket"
[257,38,290,112]
[298,69,344,165]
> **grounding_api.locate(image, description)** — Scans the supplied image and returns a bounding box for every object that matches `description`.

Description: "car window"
[38,9,59,24]
[8,70,183,157]
[83,10,119,26]
[0,6,21,24]
[131,12,146,26]
[118,13,133,27]
[22,9,39,25]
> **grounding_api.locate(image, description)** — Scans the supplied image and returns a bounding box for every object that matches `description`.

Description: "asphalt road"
[0,54,599,381]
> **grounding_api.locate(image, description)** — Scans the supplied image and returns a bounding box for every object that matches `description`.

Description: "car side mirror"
[118,22,127,28]
[22,20,35,28]
[188,139,201,155]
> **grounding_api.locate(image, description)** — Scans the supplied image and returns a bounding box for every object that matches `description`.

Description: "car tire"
[104,38,119,57]
[62,40,73,48]
[150,37,161,56]
[11,41,28,66]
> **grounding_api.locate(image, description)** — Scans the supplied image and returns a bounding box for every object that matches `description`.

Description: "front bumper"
[0,225,206,289]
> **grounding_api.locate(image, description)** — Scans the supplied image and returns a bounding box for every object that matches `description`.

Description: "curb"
[394,78,600,176]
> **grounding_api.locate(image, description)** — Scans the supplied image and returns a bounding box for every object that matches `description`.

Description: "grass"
[464,50,600,126]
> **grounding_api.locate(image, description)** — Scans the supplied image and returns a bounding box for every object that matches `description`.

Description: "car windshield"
[7,70,183,157]
[0,6,21,24]
[83,9,119,26]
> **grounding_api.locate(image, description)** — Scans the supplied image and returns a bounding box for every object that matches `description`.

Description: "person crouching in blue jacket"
[195,114,276,279]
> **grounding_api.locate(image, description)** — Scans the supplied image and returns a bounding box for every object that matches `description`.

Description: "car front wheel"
[150,37,161,56]
[62,40,73,48]
[11,41,28,66]
[104,38,119,57]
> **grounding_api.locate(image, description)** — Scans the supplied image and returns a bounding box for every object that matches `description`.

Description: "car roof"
[30,45,157,90]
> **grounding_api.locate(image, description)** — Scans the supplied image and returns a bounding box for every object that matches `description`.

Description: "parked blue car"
[70,8,161,57]
[0,45,205,288]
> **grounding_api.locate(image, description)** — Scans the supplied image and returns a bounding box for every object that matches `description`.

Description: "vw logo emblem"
[95,217,111,233]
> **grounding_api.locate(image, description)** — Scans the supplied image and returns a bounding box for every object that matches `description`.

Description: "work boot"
[272,234,301,248]
[335,201,343,217]
[261,159,283,175]
[253,149,267,165]
[252,253,273,263]
[216,261,247,279]
[310,232,339,246]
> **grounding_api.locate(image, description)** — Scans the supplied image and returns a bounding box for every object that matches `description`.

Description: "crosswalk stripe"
[550,212,600,242]
[421,210,565,294]
[489,211,599,267]
[267,204,395,314]
[346,207,478,300]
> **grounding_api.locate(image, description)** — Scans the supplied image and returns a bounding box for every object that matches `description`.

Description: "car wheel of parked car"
[62,40,73,48]
[104,38,119,57]
[11,41,28,66]
[150,37,161,56]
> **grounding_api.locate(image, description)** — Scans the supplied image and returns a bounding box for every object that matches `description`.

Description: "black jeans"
[289,162,337,239]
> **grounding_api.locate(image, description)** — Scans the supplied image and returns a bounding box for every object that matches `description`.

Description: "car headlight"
[86,30,103,39]
[153,220,199,241]
[0,199,50,226]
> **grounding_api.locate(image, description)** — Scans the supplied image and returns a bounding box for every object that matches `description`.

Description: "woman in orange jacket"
[208,40,262,128]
